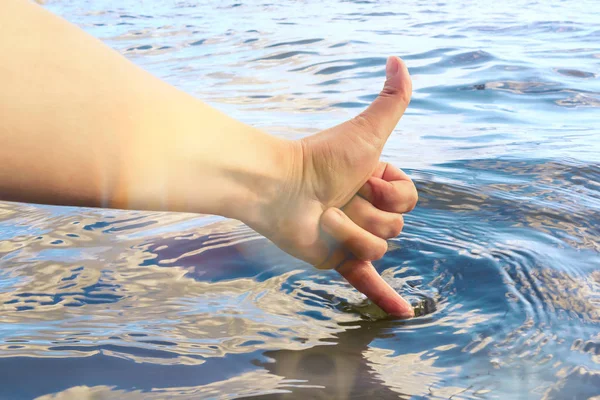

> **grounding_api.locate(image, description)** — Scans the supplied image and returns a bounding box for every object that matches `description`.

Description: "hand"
[0,2,415,317]
[249,56,417,318]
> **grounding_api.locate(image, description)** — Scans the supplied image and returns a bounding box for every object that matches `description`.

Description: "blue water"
[1,1,600,398]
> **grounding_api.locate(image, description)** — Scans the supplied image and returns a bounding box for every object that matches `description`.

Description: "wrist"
[106,82,304,226]
[113,105,302,229]
[226,134,303,231]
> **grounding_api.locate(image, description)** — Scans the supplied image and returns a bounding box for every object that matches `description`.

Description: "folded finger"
[358,176,418,213]
[320,207,388,262]
[343,195,404,239]
[372,162,412,182]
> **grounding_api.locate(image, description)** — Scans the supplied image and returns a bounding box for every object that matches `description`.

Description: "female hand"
[248,56,417,318]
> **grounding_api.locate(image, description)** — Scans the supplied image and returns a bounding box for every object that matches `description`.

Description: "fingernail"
[379,297,415,319]
[391,308,414,319]
[401,307,415,319]
[386,56,399,78]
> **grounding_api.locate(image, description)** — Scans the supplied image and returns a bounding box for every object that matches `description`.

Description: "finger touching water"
[336,259,415,319]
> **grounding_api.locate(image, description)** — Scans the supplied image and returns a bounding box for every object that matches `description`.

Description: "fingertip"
[370,239,388,261]
[394,56,410,83]
[337,260,414,319]
[396,56,409,76]
[389,214,405,238]
[385,56,399,79]
[399,310,415,319]
[407,187,419,212]
[375,294,414,319]
[384,56,412,103]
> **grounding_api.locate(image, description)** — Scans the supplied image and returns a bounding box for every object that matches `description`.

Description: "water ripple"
[1,0,600,398]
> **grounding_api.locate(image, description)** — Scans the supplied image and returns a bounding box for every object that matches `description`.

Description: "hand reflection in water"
[148,231,428,399]
[251,319,407,399]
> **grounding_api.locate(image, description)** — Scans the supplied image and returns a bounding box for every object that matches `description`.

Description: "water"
[1,0,599,398]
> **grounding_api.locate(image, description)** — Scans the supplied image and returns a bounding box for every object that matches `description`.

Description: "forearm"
[0,0,293,221]
[0,0,419,317]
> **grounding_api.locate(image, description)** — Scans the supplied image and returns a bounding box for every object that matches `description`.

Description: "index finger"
[336,259,414,319]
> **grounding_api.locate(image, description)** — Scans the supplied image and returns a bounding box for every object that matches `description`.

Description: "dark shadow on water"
[247,319,413,399]
[0,351,259,399]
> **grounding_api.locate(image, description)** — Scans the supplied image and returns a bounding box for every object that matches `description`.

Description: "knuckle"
[393,182,418,213]
[349,114,384,148]
[389,215,404,238]
[352,240,381,262]
[407,185,419,212]
[371,240,388,260]
[357,239,387,261]
[380,84,400,99]
[364,214,381,234]
[315,247,344,270]
[382,81,412,105]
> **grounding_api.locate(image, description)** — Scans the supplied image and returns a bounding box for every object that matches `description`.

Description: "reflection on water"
[2,0,600,398]
[2,158,598,399]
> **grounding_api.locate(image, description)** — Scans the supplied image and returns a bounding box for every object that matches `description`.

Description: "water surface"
[1,0,599,398]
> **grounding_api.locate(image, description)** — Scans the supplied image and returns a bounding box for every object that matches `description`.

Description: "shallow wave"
[2,0,600,398]
[2,158,599,398]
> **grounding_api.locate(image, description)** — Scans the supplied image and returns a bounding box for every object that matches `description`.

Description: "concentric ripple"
[1,0,600,398]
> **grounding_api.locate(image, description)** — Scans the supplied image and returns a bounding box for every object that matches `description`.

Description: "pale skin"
[0,0,418,318]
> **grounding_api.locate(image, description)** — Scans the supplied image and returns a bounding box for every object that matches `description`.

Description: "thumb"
[349,56,412,149]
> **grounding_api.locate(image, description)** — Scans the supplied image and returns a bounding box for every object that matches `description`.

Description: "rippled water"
[2,0,600,398]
